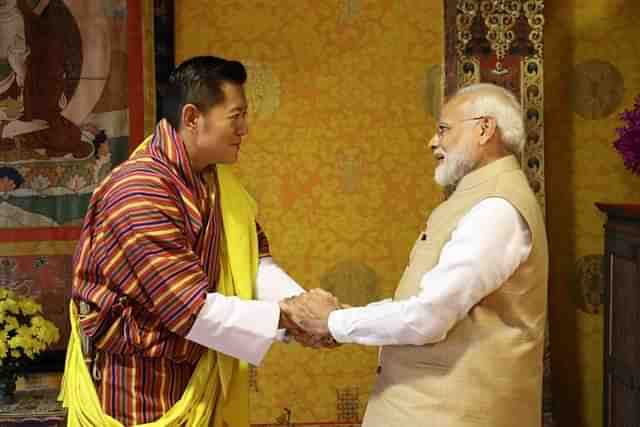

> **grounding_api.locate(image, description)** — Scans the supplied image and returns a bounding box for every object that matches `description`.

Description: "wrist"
[278,301,293,329]
[327,309,347,344]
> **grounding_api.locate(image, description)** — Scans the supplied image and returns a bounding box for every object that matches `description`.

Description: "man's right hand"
[279,294,340,349]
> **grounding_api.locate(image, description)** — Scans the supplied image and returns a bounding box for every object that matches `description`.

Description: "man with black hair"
[61,56,334,427]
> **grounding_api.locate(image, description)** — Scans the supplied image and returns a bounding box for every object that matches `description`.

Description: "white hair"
[454,83,525,156]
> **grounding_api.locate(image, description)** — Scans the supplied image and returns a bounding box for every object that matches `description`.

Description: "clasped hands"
[278,289,349,349]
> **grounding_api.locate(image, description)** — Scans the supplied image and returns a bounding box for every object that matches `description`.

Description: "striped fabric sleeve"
[99,187,209,338]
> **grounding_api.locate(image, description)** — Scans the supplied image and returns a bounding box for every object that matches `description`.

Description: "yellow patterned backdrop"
[175,0,443,423]
[546,1,640,427]
[13,1,634,424]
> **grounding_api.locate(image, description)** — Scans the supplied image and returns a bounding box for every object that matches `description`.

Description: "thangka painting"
[444,1,554,426]
[0,0,129,364]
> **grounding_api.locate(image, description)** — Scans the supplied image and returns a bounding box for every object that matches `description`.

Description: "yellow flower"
[0,288,15,300]
[0,295,60,360]
[11,326,37,354]
[3,315,18,331]
[4,298,19,315]
[9,335,24,349]
[19,299,42,316]
[29,316,60,346]
[16,325,31,337]
[30,315,45,327]
[42,321,60,345]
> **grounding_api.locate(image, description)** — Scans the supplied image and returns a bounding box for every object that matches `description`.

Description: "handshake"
[278,289,350,349]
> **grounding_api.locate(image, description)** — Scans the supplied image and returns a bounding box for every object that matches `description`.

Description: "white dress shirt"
[185,257,305,365]
[327,197,532,346]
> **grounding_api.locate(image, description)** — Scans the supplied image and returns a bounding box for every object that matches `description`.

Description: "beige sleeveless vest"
[363,156,548,427]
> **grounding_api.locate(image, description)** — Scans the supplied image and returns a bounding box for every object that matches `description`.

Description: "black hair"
[160,56,247,129]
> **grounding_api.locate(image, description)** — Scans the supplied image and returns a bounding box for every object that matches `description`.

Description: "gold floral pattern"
[176,1,443,423]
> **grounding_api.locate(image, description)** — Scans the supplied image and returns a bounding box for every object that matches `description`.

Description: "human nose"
[428,134,439,152]
[237,118,248,136]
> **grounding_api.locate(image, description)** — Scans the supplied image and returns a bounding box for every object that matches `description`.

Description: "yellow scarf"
[59,136,257,426]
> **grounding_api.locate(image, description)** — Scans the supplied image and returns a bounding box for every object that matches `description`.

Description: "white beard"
[434,142,476,188]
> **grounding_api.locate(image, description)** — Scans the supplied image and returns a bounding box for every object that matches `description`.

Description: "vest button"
[376,366,382,374]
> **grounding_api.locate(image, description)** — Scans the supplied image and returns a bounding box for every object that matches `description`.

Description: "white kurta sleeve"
[185,257,308,359]
[327,197,532,346]
[255,257,306,342]
[255,257,306,301]
[185,293,280,366]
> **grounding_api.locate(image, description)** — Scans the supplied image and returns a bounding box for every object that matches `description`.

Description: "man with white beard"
[288,83,549,427]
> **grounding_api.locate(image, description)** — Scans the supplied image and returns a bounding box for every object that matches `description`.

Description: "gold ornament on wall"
[570,60,624,120]
[339,0,362,23]
[457,57,481,89]
[455,0,481,89]
[523,0,544,58]
[574,255,604,314]
[523,56,545,209]
[320,261,380,307]
[480,0,522,75]
[456,0,479,59]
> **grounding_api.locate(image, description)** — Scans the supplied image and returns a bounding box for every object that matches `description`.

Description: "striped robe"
[72,120,270,425]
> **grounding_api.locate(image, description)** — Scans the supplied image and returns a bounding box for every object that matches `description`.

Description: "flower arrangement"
[0,288,60,403]
[614,95,640,175]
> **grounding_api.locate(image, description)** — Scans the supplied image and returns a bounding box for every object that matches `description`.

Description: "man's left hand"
[279,295,337,348]
[288,289,341,336]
